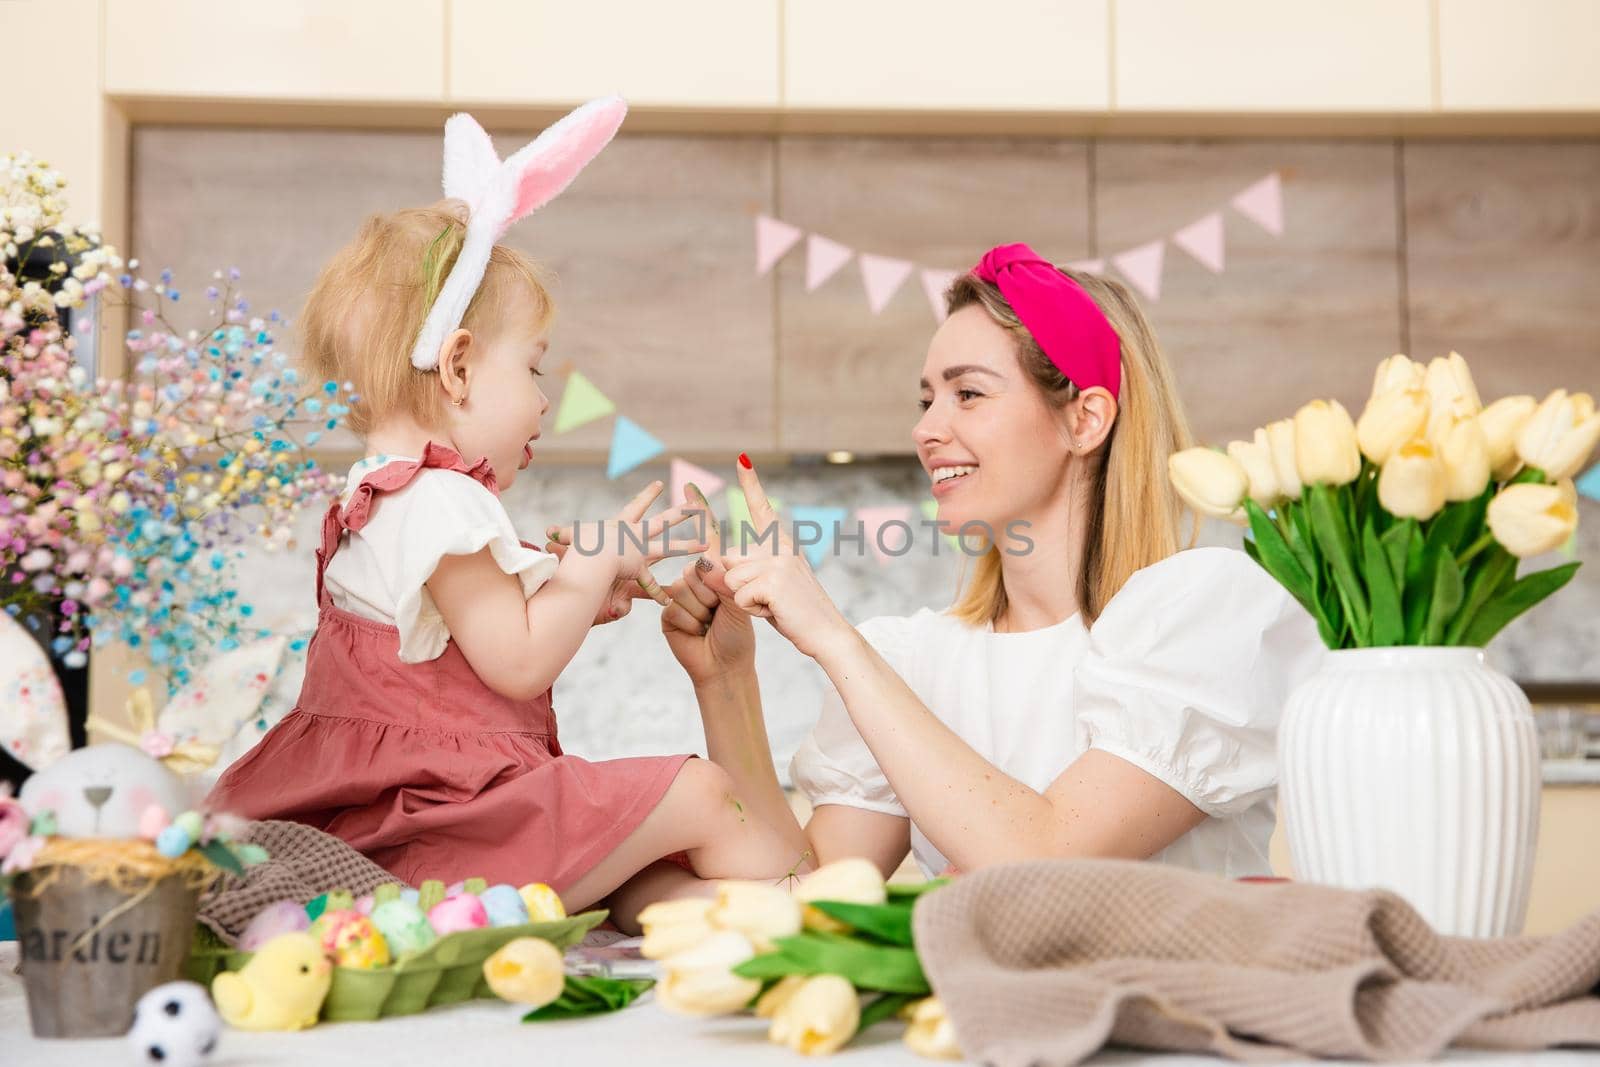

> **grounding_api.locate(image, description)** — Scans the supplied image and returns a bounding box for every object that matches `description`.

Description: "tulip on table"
[1169,352,1590,650]
[647,860,957,1058]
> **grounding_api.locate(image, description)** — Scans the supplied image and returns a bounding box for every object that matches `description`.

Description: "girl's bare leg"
[561,759,812,914]
[600,860,713,934]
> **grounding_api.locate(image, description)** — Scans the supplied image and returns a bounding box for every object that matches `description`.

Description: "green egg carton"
[185,910,607,1022]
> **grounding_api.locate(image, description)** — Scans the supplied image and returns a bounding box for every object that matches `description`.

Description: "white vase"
[1278,647,1540,937]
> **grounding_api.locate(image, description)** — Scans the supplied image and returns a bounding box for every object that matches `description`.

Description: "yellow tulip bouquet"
[643,859,958,1060]
[1169,353,1597,649]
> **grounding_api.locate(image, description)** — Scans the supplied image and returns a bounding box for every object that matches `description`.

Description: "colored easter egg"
[371,899,436,956]
[354,894,374,916]
[173,810,204,842]
[155,824,191,858]
[517,883,566,923]
[427,893,488,935]
[137,804,170,841]
[310,909,390,970]
[239,899,311,952]
[479,884,528,928]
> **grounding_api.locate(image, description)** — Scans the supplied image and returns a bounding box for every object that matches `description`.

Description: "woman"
[661,244,1324,881]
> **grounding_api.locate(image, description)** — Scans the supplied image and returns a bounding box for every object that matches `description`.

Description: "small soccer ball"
[126,981,220,1067]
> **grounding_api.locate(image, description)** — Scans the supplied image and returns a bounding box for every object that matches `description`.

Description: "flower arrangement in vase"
[1168,351,1598,936]
[0,151,351,701]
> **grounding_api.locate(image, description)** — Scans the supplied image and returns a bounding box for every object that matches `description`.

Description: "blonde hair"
[945,268,1195,629]
[299,201,553,436]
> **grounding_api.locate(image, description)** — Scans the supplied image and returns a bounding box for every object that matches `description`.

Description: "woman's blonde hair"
[299,201,552,436]
[946,267,1195,629]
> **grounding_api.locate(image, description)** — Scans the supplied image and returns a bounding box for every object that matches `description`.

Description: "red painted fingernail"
[738,452,752,470]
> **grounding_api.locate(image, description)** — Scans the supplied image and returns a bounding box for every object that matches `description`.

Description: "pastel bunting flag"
[1576,462,1600,503]
[755,215,803,275]
[920,268,959,322]
[806,234,854,291]
[1172,212,1225,272]
[1112,239,1166,301]
[856,505,915,566]
[725,487,782,547]
[1067,258,1106,275]
[606,416,665,479]
[919,499,959,549]
[789,506,849,569]
[1231,172,1284,236]
[552,370,616,434]
[670,457,726,506]
[859,253,914,314]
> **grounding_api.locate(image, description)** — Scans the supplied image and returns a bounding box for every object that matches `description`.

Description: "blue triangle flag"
[1577,462,1600,504]
[606,416,665,479]
[788,506,849,569]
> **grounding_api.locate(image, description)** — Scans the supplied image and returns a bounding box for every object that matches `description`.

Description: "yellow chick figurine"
[212,932,333,1031]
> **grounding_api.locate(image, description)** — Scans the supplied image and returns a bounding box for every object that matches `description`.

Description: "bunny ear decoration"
[411,96,628,370]
[0,610,71,772]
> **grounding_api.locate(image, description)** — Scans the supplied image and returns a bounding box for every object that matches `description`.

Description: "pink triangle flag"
[920,268,959,322]
[669,457,726,507]
[806,234,854,292]
[755,215,804,275]
[1172,212,1225,272]
[1231,173,1283,236]
[855,505,915,566]
[859,254,914,314]
[1112,240,1165,301]
[1068,258,1106,274]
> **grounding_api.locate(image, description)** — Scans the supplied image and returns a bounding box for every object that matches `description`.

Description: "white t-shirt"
[789,547,1326,880]
[323,456,559,663]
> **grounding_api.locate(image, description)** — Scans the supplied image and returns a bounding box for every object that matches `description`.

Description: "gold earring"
[452,396,465,407]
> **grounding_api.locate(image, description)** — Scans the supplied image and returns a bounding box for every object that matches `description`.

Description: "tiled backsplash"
[239,460,1598,781]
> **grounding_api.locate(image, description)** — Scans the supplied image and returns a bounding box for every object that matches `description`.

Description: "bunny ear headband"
[409,96,628,370]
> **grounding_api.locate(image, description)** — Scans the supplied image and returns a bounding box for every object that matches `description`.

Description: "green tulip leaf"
[733,932,929,995]
[1445,548,1517,645]
[858,992,919,1033]
[806,900,916,947]
[1309,485,1370,645]
[1362,522,1404,646]
[523,977,654,1022]
[1460,561,1581,647]
[1422,551,1464,646]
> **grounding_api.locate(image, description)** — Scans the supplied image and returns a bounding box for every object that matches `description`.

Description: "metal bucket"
[10,864,201,1037]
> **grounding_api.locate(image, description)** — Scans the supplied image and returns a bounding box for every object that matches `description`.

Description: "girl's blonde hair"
[299,201,552,436]
[945,267,1195,629]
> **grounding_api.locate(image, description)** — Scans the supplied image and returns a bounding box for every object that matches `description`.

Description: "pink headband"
[971,243,1121,400]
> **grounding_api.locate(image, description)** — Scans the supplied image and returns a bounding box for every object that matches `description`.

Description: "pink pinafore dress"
[209,443,693,889]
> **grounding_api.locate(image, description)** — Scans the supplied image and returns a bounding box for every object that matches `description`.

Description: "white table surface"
[4,945,1596,1067]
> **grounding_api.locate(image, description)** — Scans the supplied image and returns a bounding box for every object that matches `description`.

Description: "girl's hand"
[544,480,706,625]
[720,458,855,663]
[660,484,756,683]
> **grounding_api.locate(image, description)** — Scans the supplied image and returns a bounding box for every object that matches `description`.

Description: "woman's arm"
[814,627,1207,872]
[721,460,1208,874]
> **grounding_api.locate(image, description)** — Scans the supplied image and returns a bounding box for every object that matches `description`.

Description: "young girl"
[210,101,807,921]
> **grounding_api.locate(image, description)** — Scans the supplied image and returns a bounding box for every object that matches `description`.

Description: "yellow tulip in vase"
[1170,353,1598,936]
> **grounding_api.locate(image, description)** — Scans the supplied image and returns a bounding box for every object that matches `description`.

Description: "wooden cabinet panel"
[131,127,776,459]
[1439,0,1600,111]
[775,137,1091,454]
[1114,0,1433,112]
[1093,142,1404,444]
[1404,143,1600,405]
[450,0,779,108]
[784,0,1109,111]
[105,0,446,101]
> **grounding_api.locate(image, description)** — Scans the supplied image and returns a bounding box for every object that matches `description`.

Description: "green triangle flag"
[553,371,616,434]
[726,487,781,548]
[920,499,959,549]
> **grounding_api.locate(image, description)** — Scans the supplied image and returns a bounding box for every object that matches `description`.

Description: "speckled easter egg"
[371,899,437,956]
[310,909,391,969]
[517,883,566,923]
[479,884,529,928]
[239,899,312,952]
[427,893,488,935]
